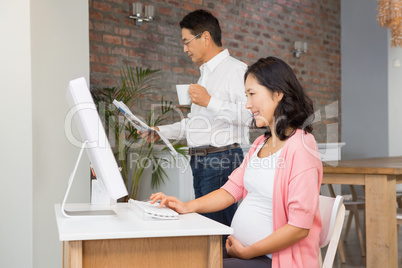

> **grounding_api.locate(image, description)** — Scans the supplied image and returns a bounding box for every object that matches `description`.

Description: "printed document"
[113,100,178,156]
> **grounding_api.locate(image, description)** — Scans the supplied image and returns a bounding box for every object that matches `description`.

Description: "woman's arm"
[226,224,309,259]
[150,188,236,214]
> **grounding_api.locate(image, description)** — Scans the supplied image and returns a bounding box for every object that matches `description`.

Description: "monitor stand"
[61,141,116,218]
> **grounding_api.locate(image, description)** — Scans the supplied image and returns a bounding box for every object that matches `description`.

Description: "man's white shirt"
[158,49,252,147]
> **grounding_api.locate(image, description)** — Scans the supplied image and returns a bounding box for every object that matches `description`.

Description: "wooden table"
[55,203,233,268]
[323,156,402,268]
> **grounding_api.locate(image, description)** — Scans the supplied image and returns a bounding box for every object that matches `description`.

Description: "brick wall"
[89,0,341,143]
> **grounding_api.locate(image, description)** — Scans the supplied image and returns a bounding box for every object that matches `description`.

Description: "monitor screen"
[65,77,128,202]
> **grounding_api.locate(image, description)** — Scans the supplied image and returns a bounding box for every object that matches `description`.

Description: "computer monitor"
[62,77,128,217]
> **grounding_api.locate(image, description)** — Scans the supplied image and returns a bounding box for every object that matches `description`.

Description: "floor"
[322,211,402,268]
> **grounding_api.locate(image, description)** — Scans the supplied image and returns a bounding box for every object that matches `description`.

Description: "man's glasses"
[183,33,202,46]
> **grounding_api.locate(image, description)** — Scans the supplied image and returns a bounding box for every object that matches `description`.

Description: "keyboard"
[128,199,179,220]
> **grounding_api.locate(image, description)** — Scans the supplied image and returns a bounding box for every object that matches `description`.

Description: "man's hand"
[188,84,211,107]
[138,127,160,143]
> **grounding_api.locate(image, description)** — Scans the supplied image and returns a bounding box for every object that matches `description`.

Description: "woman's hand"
[227,224,309,260]
[150,192,190,214]
[225,235,250,259]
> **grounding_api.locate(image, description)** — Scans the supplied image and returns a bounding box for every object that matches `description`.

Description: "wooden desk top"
[323,156,402,175]
[55,203,233,241]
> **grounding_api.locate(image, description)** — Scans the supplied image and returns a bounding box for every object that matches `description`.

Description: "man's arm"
[207,67,252,127]
[188,68,251,127]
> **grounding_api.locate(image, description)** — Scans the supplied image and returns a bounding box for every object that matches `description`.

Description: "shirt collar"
[200,49,230,73]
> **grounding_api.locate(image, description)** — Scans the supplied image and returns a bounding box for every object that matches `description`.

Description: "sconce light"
[293,41,308,58]
[129,3,154,26]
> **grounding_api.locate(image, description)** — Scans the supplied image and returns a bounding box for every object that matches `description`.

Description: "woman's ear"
[275,91,284,102]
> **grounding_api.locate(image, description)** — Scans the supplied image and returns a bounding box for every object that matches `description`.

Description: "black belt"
[188,143,240,156]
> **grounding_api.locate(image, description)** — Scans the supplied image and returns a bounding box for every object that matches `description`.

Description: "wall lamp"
[293,41,308,58]
[129,3,154,26]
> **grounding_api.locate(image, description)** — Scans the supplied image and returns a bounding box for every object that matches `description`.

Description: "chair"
[327,184,366,257]
[397,208,402,235]
[319,195,346,268]
[398,208,402,264]
[397,192,402,208]
[395,193,402,237]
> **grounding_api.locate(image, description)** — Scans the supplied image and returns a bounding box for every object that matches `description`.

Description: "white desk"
[55,203,233,268]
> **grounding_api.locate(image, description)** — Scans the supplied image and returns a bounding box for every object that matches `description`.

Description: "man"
[141,9,251,227]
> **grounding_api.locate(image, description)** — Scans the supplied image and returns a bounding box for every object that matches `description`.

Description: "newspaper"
[113,100,178,156]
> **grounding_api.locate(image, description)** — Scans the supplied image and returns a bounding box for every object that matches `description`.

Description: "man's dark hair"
[245,57,315,140]
[179,9,222,47]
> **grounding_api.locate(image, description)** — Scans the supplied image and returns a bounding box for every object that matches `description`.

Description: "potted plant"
[92,66,187,200]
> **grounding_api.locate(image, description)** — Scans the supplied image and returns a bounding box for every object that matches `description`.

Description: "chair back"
[319,195,345,268]
[397,208,402,224]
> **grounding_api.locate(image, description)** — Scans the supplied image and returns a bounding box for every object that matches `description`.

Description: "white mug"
[176,84,191,105]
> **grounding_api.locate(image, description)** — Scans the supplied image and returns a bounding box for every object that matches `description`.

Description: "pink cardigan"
[222,129,322,268]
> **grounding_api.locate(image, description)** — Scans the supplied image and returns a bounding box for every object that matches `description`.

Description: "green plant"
[92,66,187,200]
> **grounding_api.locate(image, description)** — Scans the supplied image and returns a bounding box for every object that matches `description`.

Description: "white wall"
[0,1,33,267]
[0,1,89,267]
[387,32,402,192]
[388,31,402,157]
[31,1,90,267]
[342,0,402,159]
[341,0,389,159]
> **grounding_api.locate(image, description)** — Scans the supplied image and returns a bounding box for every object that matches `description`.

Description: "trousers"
[223,248,272,268]
[190,146,244,226]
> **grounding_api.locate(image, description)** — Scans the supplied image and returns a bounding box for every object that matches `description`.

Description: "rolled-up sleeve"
[287,167,320,229]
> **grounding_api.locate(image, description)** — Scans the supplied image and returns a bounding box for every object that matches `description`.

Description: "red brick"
[94,22,105,31]
[182,3,195,11]
[172,67,185,73]
[90,54,99,63]
[92,65,110,74]
[187,69,199,76]
[103,34,121,45]
[190,0,202,4]
[122,17,135,27]
[114,27,131,36]
[158,6,172,16]
[91,44,111,54]
[272,35,282,42]
[128,49,136,57]
[101,55,119,65]
[89,11,103,20]
[147,52,159,61]
[222,32,234,39]
[157,25,177,35]
[105,14,120,24]
[240,11,251,19]
[167,0,181,8]
[233,51,243,58]
[147,33,164,43]
[111,47,128,56]
[245,52,256,60]
[135,52,146,59]
[122,37,137,48]
[93,2,111,11]
[112,7,127,16]
[100,76,116,86]
[89,32,102,42]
